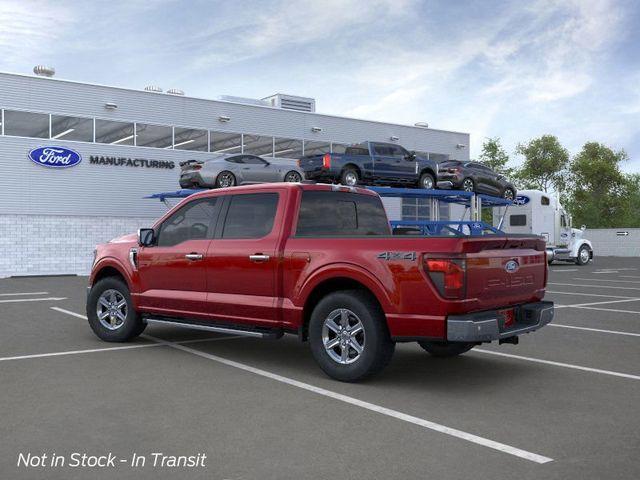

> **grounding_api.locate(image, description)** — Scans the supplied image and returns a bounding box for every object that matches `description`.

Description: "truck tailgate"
[462,236,547,307]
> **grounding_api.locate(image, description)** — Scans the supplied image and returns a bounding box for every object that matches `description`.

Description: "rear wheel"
[341,168,359,186]
[284,170,303,183]
[419,172,435,189]
[86,277,145,342]
[216,171,236,188]
[309,290,395,382]
[576,245,591,265]
[503,187,515,200]
[461,178,475,192]
[418,341,475,357]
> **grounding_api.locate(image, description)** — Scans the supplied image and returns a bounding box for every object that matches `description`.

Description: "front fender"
[296,262,396,313]
[571,239,593,257]
[90,256,135,291]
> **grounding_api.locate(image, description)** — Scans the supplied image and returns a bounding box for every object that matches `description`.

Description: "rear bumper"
[302,168,335,182]
[447,301,554,342]
[179,171,208,188]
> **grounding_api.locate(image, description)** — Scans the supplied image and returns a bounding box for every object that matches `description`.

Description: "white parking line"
[0,291,49,296]
[549,269,579,272]
[47,306,554,464]
[143,334,553,464]
[547,290,638,299]
[0,297,67,304]
[621,275,640,279]
[548,282,640,291]
[473,349,640,380]
[572,278,640,285]
[571,306,640,315]
[549,324,640,337]
[555,298,640,308]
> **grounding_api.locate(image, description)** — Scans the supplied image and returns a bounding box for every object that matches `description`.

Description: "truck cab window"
[157,198,219,247]
[541,196,550,206]
[221,193,279,239]
[296,191,390,236]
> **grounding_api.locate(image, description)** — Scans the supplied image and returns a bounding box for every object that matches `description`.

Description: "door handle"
[185,253,204,261]
[249,254,270,263]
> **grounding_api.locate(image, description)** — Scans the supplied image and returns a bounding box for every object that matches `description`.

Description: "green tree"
[566,142,631,228]
[514,135,569,192]
[478,137,514,177]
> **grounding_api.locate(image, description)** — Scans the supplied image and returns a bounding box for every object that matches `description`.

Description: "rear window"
[296,191,390,236]
[345,147,369,156]
[510,214,527,226]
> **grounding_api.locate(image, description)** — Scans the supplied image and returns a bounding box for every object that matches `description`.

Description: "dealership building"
[0,69,470,278]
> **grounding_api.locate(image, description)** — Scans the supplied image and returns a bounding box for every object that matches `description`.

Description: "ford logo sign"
[505,260,519,273]
[514,195,530,206]
[28,146,82,168]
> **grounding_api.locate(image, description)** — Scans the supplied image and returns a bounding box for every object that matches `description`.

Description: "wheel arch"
[571,239,593,258]
[90,259,132,290]
[341,163,362,178]
[298,269,393,341]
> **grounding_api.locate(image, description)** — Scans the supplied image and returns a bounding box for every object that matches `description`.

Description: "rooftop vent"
[167,88,185,96]
[262,94,316,112]
[33,65,55,77]
[144,85,163,93]
[414,122,429,128]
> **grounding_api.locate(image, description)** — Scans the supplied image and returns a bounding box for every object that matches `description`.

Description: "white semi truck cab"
[494,189,594,265]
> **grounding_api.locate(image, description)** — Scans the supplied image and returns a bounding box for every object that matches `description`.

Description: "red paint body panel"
[89,183,548,340]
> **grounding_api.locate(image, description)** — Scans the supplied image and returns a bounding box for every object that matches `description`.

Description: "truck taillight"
[192,164,202,170]
[322,153,331,169]
[424,257,466,299]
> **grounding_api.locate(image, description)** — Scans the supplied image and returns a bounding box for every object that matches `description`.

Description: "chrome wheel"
[421,175,434,189]
[462,178,474,192]
[285,171,302,182]
[343,172,358,186]
[96,289,127,331]
[503,188,515,200]
[579,247,590,263]
[217,172,235,188]
[322,308,365,365]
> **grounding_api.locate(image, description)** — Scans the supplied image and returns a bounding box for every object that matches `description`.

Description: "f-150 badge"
[377,252,417,261]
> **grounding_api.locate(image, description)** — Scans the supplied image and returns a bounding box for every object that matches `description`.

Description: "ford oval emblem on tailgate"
[505,260,519,273]
[28,146,82,168]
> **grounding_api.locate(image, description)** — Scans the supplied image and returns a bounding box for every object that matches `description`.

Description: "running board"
[144,317,282,339]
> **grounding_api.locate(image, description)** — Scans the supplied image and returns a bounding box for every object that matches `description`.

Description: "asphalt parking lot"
[1,257,639,480]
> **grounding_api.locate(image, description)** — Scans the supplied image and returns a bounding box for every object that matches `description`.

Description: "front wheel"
[284,170,303,183]
[576,245,591,265]
[309,290,395,382]
[86,277,145,342]
[419,172,435,189]
[418,341,475,357]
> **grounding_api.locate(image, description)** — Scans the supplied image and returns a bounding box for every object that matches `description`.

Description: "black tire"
[461,178,475,192]
[284,170,303,183]
[340,167,359,186]
[309,290,395,382]
[575,245,591,266]
[215,171,236,188]
[86,277,145,342]
[417,341,475,357]
[503,187,515,200]
[419,172,435,189]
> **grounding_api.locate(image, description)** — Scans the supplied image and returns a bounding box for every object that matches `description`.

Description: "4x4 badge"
[377,252,417,261]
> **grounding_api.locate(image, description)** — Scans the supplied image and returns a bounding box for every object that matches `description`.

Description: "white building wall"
[583,228,640,257]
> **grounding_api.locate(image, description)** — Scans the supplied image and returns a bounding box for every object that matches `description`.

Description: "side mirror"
[405,151,416,161]
[138,228,156,247]
[581,225,586,231]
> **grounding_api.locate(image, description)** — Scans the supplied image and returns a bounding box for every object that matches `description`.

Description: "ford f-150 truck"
[87,183,553,382]
[299,141,439,189]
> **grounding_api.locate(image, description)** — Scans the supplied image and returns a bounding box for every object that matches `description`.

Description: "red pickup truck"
[87,183,553,381]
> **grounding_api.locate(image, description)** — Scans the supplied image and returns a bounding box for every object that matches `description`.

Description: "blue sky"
[1,0,639,171]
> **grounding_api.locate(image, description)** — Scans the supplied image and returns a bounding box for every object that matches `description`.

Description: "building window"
[173,127,208,151]
[3,110,49,138]
[243,134,274,156]
[210,131,242,154]
[51,115,93,142]
[274,137,303,158]
[303,140,331,156]
[95,119,135,145]
[135,123,172,148]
